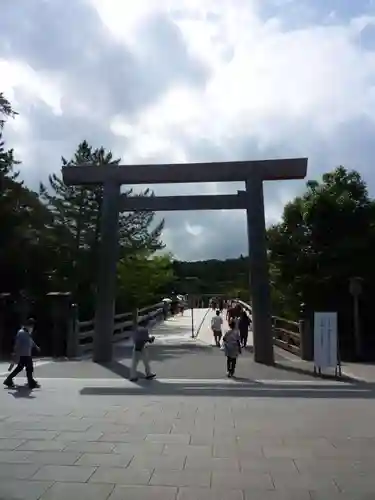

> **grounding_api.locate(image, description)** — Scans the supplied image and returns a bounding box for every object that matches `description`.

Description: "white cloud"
[2,0,375,259]
[0,59,63,116]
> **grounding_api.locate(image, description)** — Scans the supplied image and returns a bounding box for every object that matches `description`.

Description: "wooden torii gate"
[62,158,307,366]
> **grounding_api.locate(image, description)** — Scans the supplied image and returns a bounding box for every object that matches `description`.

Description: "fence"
[77,301,164,355]
[234,299,302,356]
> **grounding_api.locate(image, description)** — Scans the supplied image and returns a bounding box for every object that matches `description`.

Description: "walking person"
[239,310,251,348]
[4,318,41,389]
[227,303,237,322]
[222,319,242,378]
[130,317,156,382]
[211,310,223,347]
[218,298,224,313]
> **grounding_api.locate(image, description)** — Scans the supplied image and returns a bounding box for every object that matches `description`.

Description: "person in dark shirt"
[227,305,237,322]
[239,310,251,348]
[218,298,224,312]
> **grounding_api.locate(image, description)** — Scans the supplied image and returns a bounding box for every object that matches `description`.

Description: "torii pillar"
[244,175,274,365]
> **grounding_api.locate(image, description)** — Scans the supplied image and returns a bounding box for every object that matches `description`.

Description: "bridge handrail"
[233,299,301,356]
[77,301,164,354]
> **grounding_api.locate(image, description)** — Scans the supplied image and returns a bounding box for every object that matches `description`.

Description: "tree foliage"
[117,252,175,310]
[268,167,375,313]
[37,141,167,317]
[0,93,171,319]
[172,257,250,301]
[266,166,375,358]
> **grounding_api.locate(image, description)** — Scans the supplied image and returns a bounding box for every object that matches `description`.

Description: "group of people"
[4,300,251,388]
[211,302,252,378]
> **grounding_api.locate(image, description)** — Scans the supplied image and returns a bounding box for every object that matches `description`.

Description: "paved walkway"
[2,310,375,498]
[30,310,312,381]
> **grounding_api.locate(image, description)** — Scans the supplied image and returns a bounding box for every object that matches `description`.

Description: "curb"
[340,370,370,384]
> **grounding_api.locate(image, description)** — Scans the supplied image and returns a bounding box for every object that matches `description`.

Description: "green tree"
[172,257,249,299]
[0,93,19,181]
[0,93,70,296]
[267,166,375,358]
[117,252,175,310]
[39,141,165,316]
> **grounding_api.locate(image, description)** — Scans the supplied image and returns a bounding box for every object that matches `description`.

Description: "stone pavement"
[338,362,375,383]
[2,309,375,498]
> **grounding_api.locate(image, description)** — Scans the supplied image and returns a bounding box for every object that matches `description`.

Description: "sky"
[2,0,375,261]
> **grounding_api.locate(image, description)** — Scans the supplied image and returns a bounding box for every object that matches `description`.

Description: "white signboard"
[314,312,338,369]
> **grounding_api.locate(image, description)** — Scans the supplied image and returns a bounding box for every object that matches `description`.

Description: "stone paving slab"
[2,311,375,498]
[0,379,374,498]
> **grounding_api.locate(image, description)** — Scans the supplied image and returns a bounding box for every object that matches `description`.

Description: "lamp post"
[185,277,199,338]
[349,277,363,359]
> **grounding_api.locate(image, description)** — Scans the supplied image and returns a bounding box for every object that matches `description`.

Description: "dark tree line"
[0,94,174,320]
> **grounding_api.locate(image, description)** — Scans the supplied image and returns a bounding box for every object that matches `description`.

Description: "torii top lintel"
[62,158,307,186]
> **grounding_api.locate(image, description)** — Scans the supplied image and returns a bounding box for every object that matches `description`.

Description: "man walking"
[239,310,251,348]
[130,316,156,382]
[4,318,41,389]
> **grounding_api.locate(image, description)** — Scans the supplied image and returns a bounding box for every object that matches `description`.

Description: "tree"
[0,92,17,128]
[0,93,19,181]
[0,93,71,297]
[267,166,375,358]
[171,258,250,300]
[39,141,165,316]
[117,252,175,310]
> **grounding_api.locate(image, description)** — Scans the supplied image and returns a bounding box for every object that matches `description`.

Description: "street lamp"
[185,277,199,338]
[349,277,363,359]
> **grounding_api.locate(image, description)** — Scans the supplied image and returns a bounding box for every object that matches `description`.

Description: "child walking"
[222,319,242,377]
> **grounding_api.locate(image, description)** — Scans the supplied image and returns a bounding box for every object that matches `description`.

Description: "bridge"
[1,302,375,499]
[4,303,312,382]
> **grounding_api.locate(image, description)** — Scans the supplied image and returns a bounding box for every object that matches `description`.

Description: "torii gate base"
[62,158,307,366]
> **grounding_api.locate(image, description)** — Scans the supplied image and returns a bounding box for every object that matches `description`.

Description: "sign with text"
[314,312,338,370]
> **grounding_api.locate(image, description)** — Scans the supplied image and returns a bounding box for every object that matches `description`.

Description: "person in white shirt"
[211,310,223,347]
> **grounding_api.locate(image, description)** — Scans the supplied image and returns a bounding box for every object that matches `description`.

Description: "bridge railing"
[77,301,164,355]
[234,299,301,356]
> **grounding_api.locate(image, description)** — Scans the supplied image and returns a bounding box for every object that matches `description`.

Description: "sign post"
[349,277,363,359]
[191,297,194,339]
[313,312,341,377]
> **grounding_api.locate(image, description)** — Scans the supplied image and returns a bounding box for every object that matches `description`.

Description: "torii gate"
[62,158,308,366]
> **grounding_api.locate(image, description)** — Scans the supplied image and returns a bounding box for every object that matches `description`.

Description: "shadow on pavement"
[79,380,375,399]
[97,361,131,379]
[274,361,352,382]
[111,340,213,364]
[97,343,215,380]
[6,386,37,399]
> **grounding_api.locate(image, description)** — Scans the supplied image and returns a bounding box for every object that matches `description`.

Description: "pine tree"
[39,140,165,315]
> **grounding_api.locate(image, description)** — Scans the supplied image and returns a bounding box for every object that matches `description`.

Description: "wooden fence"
[77,301,164,355]
[234,300,302,356]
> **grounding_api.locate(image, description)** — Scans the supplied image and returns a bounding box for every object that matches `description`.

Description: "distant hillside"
[172,256,250,300]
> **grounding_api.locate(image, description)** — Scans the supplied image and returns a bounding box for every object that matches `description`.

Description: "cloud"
[1,0,375,259]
